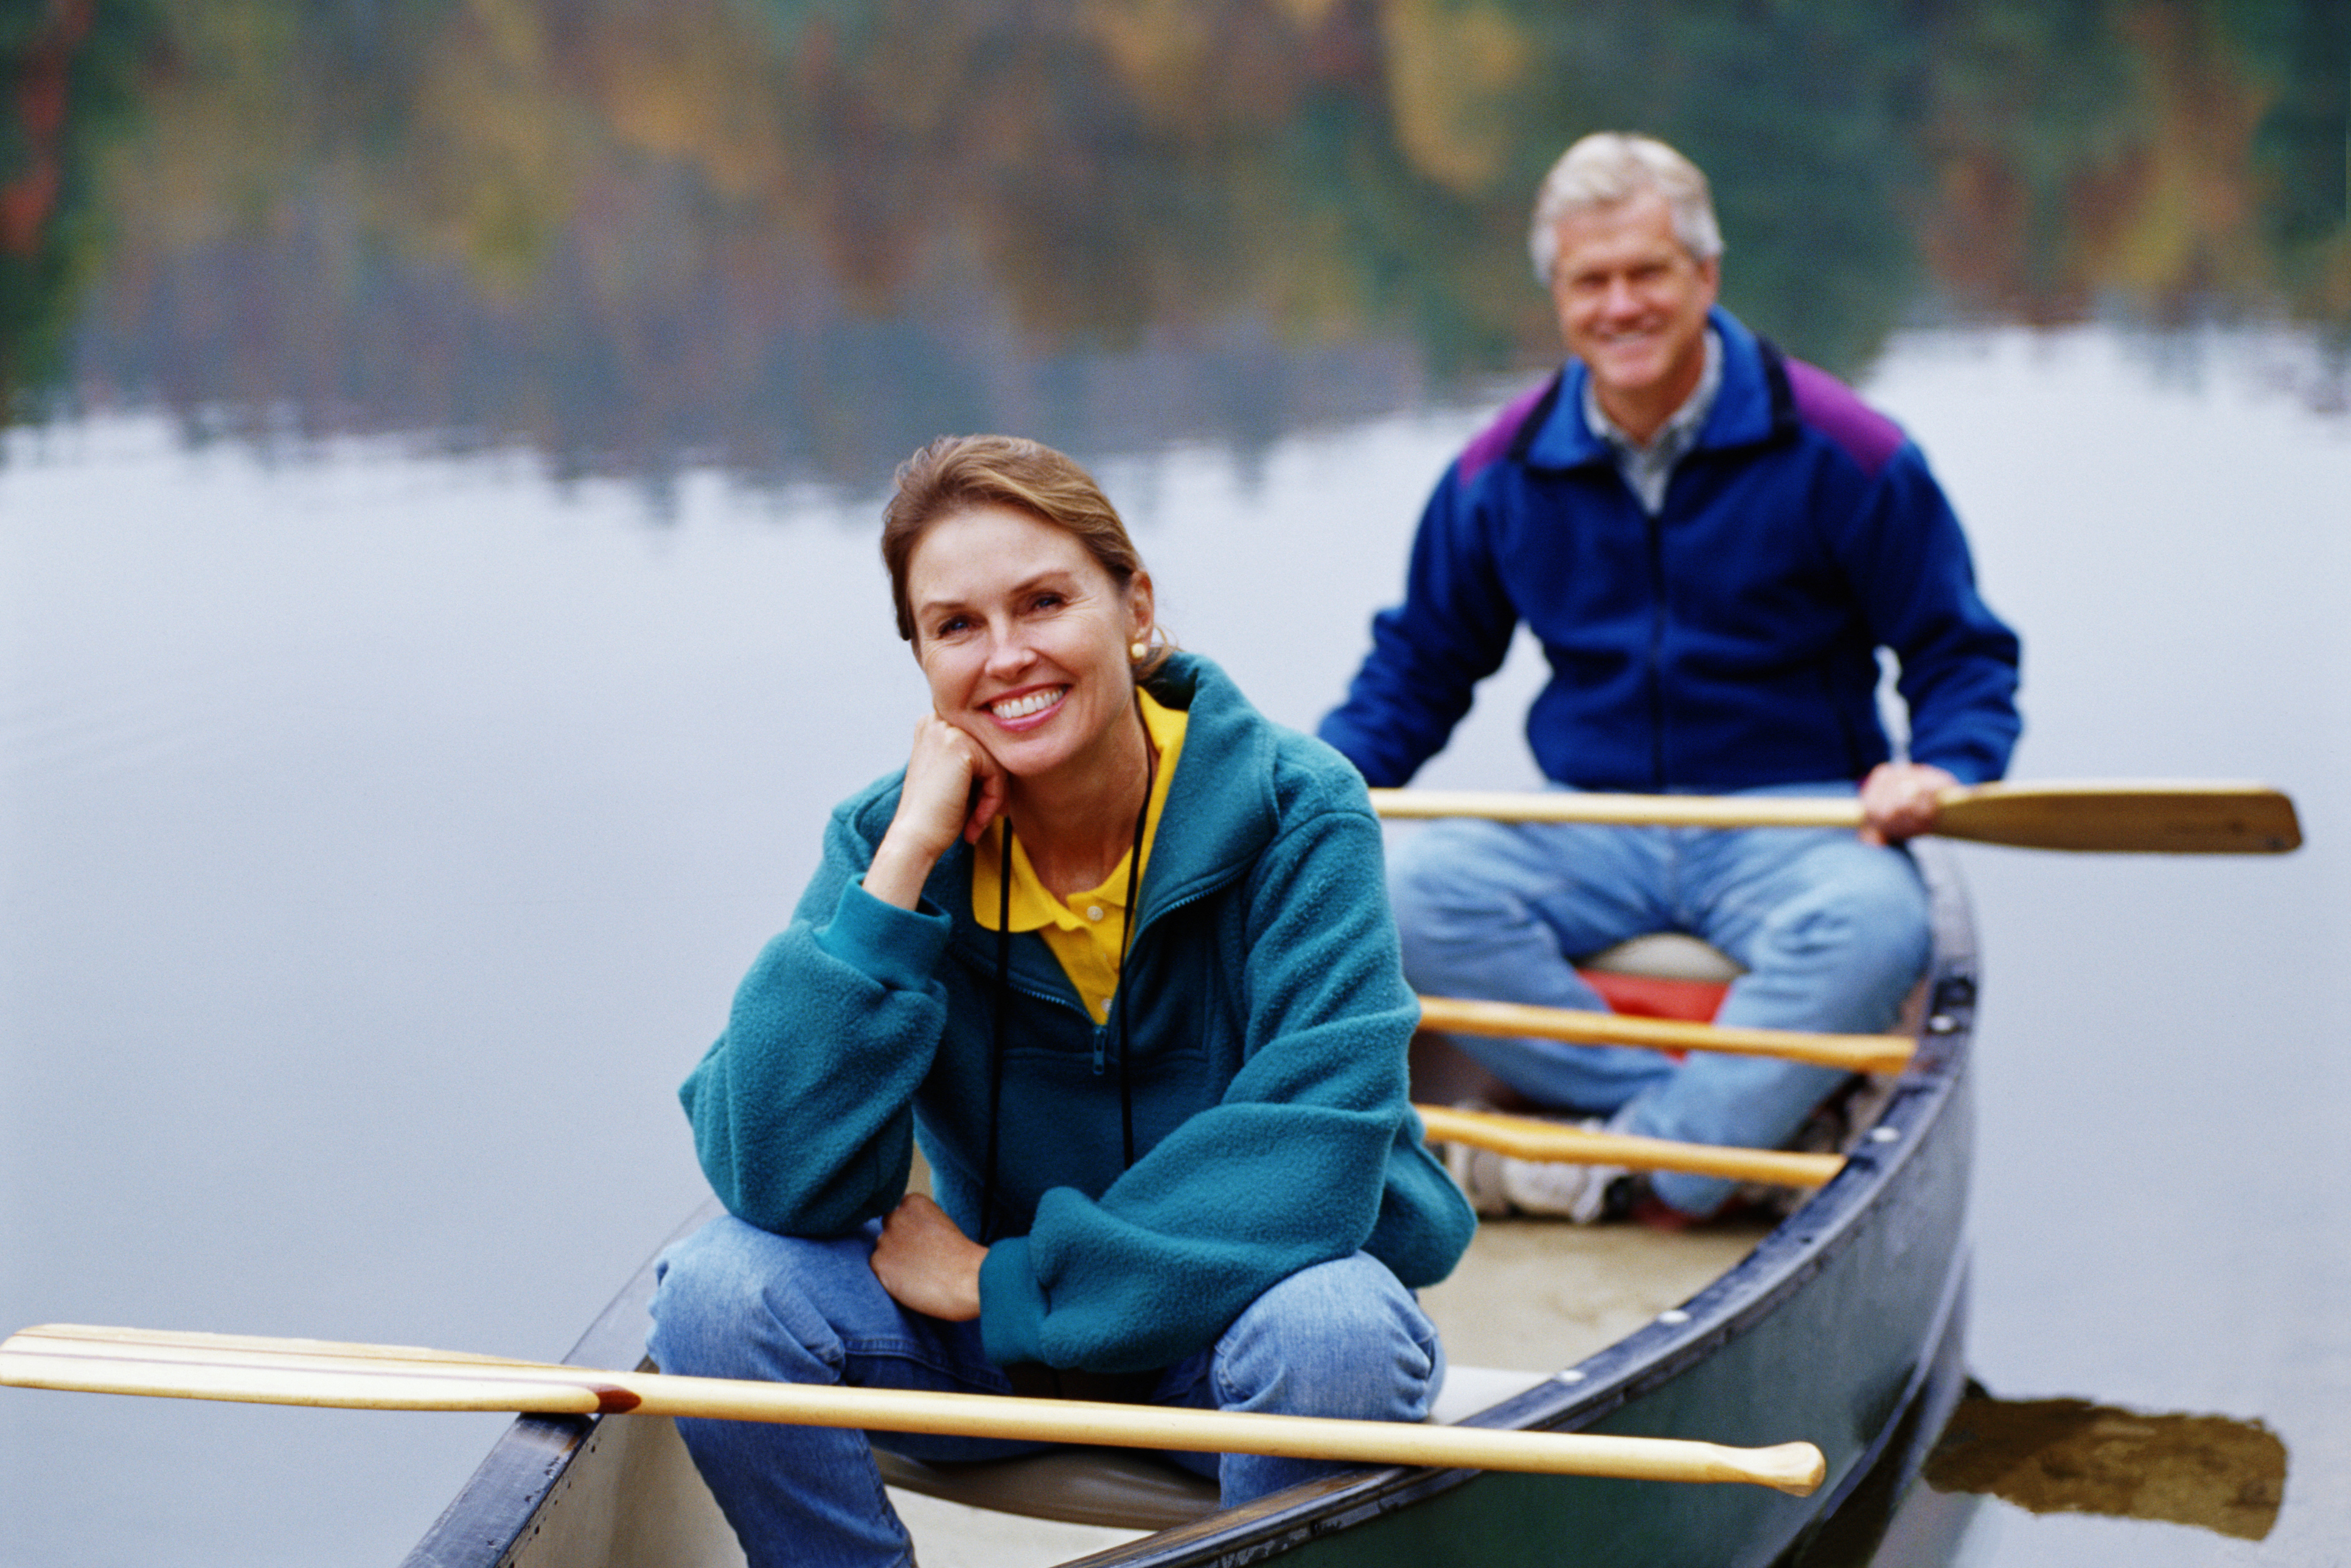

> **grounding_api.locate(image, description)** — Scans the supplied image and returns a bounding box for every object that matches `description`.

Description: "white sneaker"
[1441,1110,1626,1224]
[1443,1137,1515,1216]
[1498,1120,1623,1223]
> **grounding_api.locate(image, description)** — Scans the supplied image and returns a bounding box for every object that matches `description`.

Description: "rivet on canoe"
[1926,1014,1959,1034]
[1658,1309,1691,1326]
[1870,1126,1901,1144]
[1555,1368,1586,1383]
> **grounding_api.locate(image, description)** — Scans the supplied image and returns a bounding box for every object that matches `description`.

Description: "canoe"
[402,841,1979,1568]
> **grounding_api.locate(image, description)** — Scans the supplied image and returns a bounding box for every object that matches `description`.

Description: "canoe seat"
[875,1445,1216,1530]
[1578,932,1745,983]
[1578,932,1743,1025]
[871,1365,1552,1530]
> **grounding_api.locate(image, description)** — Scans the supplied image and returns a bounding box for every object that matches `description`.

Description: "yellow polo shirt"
[972,689,1187,1023]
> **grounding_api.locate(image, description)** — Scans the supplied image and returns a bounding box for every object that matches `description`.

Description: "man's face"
[1547,190,1719,420]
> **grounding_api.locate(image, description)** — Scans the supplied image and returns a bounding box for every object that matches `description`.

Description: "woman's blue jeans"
[646,1215,1444,1568]
[1388,782,1931,1216]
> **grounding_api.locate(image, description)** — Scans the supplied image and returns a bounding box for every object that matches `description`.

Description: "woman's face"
[905,503,1152,789]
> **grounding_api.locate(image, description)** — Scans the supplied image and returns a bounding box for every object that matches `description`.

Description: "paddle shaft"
[1376,790,1861,831]
[1418,994,1913,1075]
[0,1325,1825,1494]
[1370,781,2302,854]
[1415,1103,1844,1188]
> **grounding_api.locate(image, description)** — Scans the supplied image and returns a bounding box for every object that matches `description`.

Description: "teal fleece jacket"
[679,653,1475,1374]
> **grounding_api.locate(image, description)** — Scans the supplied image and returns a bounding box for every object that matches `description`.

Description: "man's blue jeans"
[1389,782,1931,1217]
[646,1215,1444,1568]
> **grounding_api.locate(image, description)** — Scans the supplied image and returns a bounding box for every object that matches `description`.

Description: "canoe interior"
[409,1214,1779,1568]
[403,846,1977,1568]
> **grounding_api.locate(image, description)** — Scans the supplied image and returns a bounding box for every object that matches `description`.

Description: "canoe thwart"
[1415,1104,1845,1188]
[1417,995,1914,1075]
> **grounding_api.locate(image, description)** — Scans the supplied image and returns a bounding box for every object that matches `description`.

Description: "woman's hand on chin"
[864,717,1007,908]
[870,1193,986,1322]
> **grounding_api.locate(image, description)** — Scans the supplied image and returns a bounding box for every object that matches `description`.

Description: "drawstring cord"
[1114,690,1154,1168]
[977,691,1156,1241]
[979,815,1012,1246]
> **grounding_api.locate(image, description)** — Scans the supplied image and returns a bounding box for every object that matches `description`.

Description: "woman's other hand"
[869,1192,986,1322]
[864,717,1007,908]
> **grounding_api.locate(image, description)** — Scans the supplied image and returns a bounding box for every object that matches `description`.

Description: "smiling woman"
[644,434,1477,1568]
[872,497,1158,906]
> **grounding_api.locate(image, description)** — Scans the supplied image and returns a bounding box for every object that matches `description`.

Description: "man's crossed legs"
[1389,784,1931,1219]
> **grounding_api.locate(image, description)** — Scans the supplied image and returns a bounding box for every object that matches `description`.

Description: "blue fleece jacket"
[679,653,1475,1375]
[1319,310,2021,791]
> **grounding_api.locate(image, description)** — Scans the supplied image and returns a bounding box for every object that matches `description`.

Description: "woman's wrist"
[862,834,940,909]
[932,1248,986,1322]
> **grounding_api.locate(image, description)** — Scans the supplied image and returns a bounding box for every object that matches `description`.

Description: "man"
[1318,133,2020,1225]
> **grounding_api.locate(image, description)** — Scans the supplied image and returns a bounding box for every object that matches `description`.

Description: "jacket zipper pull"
[1092,1024,1108,1075]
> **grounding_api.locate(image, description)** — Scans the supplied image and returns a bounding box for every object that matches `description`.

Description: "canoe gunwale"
[403,843,1979,1568]
[399,1204,718,1568]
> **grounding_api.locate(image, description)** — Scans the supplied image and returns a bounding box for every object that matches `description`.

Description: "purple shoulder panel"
[1456,378,1555,487]
[1784,357,1904,478]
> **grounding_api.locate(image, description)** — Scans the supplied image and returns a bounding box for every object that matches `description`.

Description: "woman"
[648,435,1475,1568]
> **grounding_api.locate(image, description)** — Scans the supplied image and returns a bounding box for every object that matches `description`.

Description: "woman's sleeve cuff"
[815,879,953,994]
[977,1239,1049,1367]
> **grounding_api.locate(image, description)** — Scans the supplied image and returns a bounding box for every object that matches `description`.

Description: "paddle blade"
[0,1323,636,1414]
[1938,782,2302,854]
[0,1347,618,1415]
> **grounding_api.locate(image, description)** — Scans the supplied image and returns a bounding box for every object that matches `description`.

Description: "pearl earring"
[1130,641,1149,662]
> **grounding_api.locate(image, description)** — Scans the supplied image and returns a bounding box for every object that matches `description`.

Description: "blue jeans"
[1389,782,1930,1217]
[646,1215,1444,1568]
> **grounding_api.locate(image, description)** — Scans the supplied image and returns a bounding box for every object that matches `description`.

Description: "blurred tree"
[2245,0,2351,329]
[0,0,152,420]
[27,0,2349,484]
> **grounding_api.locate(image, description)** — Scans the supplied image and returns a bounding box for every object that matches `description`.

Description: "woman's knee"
[647,1216,867,1381]
[1215,1256,1440,1423]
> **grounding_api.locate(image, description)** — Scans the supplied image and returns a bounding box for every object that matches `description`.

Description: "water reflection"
[1,1,2344,485]
[1924,1387,2286,1542]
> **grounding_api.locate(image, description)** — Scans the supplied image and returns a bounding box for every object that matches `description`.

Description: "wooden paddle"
[1370,781,2302,854]
[0,1323,1826,1494]
[1415,1104,1844,1188]
[1418,995,1914,1075]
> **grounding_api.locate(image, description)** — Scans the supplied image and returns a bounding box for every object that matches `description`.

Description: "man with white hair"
[1320,133,2021,1225]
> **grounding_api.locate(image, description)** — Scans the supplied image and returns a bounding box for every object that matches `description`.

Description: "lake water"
[2,5,2347,1565]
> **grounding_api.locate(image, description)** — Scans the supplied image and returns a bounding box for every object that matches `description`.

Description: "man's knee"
[1387,824,1488,926]
[1771,848,1931,981]
[1387,821,1578,974]
[1832,853,1933,980]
